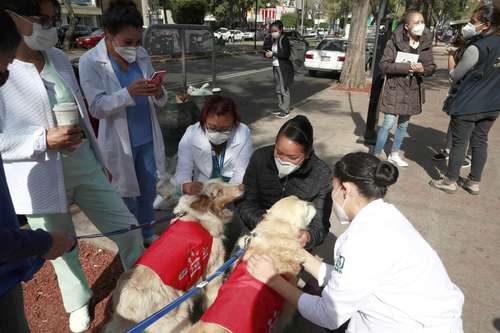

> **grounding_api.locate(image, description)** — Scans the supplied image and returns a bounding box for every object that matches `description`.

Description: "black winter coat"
[236,145,332,249]
[264,34,295,89]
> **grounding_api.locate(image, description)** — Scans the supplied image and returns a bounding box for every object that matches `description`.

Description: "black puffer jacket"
[236,145,332,249]
[263,34,295,89]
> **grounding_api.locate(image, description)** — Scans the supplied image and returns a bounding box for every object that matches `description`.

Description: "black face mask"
[0,70,9,87]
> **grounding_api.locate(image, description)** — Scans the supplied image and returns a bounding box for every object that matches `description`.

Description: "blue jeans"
[373,114,411,155]
[124,141,157,240]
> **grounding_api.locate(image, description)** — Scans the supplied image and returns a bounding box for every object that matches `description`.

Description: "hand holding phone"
[149,70,167,85]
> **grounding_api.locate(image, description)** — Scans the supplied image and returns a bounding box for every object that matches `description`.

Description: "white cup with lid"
[53,102,79,126]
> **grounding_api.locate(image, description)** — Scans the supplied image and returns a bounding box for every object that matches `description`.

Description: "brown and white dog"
[189,196,317,333]
[104,179,244,333]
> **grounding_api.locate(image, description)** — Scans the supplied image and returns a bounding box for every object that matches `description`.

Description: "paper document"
[395,51,420,64]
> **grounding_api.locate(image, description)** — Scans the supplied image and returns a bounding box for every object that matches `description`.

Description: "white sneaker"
[388,152,409,167]
[69,304,90,333]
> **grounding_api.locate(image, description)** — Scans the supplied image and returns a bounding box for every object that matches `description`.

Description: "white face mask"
[113,41,138,63]
[206,130,230,145]
[411,23,425,37]
[274,157,300,179]
[271,32,281,39]
[23,23,58,51]
[331,186,350,224]
[461,22,481,40]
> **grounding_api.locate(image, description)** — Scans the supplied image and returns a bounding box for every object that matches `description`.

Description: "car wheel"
[309,70,317,77]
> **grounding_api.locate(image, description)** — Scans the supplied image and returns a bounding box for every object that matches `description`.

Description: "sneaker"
[144,234,160,247]
[69,304,91,333]
[388,152,409,167]
[271,109,282,115]
[429,178,458,194]
[458,176,480,195]
[461,155,471,169]
[275,112,290,119]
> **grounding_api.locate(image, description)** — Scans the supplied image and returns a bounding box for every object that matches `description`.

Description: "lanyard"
[211,147,226,177]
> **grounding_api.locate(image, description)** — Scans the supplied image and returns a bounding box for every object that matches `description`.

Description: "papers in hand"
[395,51,420,64]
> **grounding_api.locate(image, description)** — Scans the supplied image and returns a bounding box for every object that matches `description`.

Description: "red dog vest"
[201,261,284,333]
[135,220,213,291]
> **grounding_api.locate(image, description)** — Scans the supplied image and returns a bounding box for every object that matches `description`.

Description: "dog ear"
[190,195,211,213]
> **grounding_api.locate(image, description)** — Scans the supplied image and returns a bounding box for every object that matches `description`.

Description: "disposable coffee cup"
[53,102,79,126]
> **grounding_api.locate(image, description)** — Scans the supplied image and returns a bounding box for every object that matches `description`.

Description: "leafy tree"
[281,12,299,28]
[339,0,371,88]
[319,22,330,29]
[172,0,208,24]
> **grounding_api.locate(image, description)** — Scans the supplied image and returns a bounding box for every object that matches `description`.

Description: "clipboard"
[395,51,419,64]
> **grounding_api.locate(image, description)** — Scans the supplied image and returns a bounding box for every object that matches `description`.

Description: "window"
[317,40,347,52]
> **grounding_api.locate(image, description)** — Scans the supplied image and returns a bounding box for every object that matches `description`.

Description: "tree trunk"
[62,0,76,51]
[338,0,370,89]
[405,0,423,11]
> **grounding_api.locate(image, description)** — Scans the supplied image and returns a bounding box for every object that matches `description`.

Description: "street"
[158,53,336,124]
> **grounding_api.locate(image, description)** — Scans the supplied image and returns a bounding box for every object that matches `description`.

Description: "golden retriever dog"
[189,195,317,333]
[104,180,244,333]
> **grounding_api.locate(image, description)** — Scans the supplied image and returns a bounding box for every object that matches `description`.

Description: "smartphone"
[149,70,167,85]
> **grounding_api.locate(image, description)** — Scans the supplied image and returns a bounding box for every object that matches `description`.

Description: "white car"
[228,30,244,43]
[304,38,347,76]
[214,28,231,41]
[242,31,255,40]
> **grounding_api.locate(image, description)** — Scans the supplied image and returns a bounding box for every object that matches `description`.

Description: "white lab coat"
[79,40,167,198]
[174,122,252,187]
[298,199,464,333]
[0,48,105,215]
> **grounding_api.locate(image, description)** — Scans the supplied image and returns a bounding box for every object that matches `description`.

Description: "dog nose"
[238,184,245,192]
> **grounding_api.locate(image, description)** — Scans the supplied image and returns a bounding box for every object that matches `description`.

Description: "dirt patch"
[23,241,123,333]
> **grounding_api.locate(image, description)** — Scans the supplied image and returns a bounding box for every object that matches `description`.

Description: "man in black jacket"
[236,116,332,250]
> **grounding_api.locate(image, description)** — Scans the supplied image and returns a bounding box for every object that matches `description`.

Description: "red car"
[76,29,104,49]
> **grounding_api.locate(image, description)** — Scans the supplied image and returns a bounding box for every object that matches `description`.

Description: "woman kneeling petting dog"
[248,152,465,333]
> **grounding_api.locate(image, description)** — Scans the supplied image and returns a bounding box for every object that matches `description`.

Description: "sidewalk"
[73,45,499,332]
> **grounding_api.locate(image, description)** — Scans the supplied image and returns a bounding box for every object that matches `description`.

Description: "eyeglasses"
[206,125,233,134]
[30,15,61,29]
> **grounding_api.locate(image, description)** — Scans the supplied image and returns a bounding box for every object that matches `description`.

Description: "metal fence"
[142,24,217,91]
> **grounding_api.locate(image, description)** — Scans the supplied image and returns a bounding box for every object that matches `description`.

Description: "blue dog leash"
[73,211,186,241]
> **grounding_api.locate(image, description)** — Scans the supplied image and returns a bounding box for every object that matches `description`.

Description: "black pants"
[446,115,497,182]
[0,284,30,333]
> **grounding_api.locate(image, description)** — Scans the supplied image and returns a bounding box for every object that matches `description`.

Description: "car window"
[90,29,103,36]
[317,40,347,52]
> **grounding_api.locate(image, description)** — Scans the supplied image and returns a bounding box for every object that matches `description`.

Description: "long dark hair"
[1,0,60,17]
[334,152,398,199]
[276,115,314,156]
[0,9,21,54]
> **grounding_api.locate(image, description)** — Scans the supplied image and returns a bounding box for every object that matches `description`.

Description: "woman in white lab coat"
[174,96,252,195]
[79,1,167,245]
[248,152,465,333]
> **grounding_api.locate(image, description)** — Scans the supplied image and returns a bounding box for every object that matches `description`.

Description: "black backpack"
[279,36,308,74]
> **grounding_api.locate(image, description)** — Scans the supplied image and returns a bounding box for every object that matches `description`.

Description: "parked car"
[228,30,244,43]
[57,24,96,47]
[76,28,104,49]
[304,38,347,76]
[242,31,255,40]
[214,28,231,41]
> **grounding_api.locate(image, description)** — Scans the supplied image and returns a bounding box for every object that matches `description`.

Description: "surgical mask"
[275,157,300,178]
[331,187,350,224]
[113,41,138,63]
[271,32,281,39]
[0,70,9,87]
[206,130,230,145]
[461,22,481,40]
[23,22,58,51]
[411,23,425,37]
